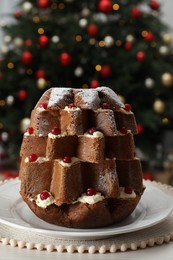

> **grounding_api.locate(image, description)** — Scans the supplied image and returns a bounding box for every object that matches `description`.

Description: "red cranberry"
[63,156,72,163]
[119,127,128,134]
[124,186,133,194]
[51,127,61,135]
[26,127,34,135]
[124,104,131,112]
[86,188,96,196]
[40,191,50,200]
[68,103,76,109]
[101,103,110,109]
[28,153,38,162]
[87,127,97,135]
[40,102,48,109]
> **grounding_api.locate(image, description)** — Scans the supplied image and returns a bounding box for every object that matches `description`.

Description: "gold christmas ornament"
[163,33,172,45]
[37,78,47,89]
[20,118,30,133]
[153,99,165,113]
[161,72,173,87]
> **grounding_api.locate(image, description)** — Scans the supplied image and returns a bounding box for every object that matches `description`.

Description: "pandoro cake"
[19,86,144,228]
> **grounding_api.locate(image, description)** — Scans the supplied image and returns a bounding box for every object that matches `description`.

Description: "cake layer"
[77,132,105,163]
[90,109,118,136]
[20,158,53,197]
[116,158,143,193]
[81,159,119,198]
[30,108,60,136]
[20,135,47,157]
[114,109,138,134]
[105,131,135,159]
[60,108,88,135]
[50,158,83,206]
[46,135,77,159]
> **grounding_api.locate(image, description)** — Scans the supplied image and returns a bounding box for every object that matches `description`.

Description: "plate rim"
[0,178,173,239]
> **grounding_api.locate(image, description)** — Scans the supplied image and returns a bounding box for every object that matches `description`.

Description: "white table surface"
[1,242,173,260]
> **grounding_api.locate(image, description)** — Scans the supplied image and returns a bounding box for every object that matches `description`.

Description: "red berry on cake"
[119,127,128,134]
[63,156,72,163]
[86,188,96,196]
[40,102,48,109]
[40,191,50,200]
[124,104,131,112]
[51,127,61,135]
[26,127,34,135]
[101,103,110,109]
[87,127,97,135]
[28,153,38,162]
[124,186,133,194]
[68,103,76,109]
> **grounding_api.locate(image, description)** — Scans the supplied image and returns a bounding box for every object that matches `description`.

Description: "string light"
[89,38,96,45]
[7,62,14,69]
[95,64,102,71]
[26,69,33,75]
[0,122,4,129]
[51,3,58,9]
[75,35,82,42]
[33,16,40,23]
[115,40,122,46]
[38,28,45,35]
[59,3,65,10]
[162,118,169,124]
[113,4,120,11]
[141,30,148,37]
[99,40,105,47]
[82,84,89,89]
[0,100,6,106]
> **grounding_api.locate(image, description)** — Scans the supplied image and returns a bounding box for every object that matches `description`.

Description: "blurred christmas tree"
[0,0,173,163]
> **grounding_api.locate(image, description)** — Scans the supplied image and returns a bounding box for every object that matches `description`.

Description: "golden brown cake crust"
[21,190,141,228]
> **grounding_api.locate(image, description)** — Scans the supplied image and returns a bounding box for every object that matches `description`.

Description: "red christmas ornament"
[100,65,112,78]
[14,10,22,19]
[39,35,49,48]
[35,69,46,79]
[59,52,72,66]
[21,51,33,65]
[24,39,33,47]
[90,80,100,88]
[124,42,132,51]
[143,172,155,181]
[18,89,27,101]
[137,123,144,134]
[131,7,142,19]
[143,31,155,42]
[87,24,99,37]
[37,0,50,9]
[149,0,160,10]
[136,51,146,61]
[98,0,113,14]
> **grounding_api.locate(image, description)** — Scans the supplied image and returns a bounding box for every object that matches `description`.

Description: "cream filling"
[25,156,48,163]
[64,106,80,112]
[48,132,66,139]
[56,157,79,167]
[76,192,104,204]
[119,187,136,199]
[36,192,55,208]
[36,107,46,112]
[84,131,103,138]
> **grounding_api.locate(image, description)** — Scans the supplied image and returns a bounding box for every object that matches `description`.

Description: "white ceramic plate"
[0,179,173,240]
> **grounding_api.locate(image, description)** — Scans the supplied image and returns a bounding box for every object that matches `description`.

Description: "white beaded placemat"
[0,179,173,254]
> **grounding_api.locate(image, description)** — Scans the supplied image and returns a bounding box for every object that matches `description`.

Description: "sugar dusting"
[48,88,72,107]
